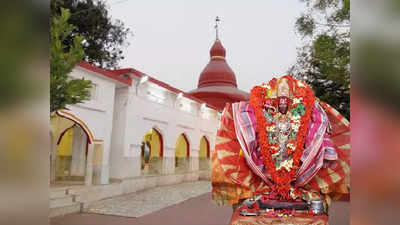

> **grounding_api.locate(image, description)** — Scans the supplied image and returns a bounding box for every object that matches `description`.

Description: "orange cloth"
[212,102,350,206]
[212,104,269,206]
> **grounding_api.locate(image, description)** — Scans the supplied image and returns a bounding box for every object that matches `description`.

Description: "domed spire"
[210,40,226,58]
[196,17,237,88]
[198,38,237,88]
[189,17,249,111]
[209,17,226,58]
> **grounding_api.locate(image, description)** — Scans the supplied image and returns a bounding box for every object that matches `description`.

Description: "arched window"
[199,136,211,170]
[175,133,190,173]
[141,128,163,175]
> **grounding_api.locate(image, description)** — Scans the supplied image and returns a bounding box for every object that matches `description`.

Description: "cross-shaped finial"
[214,16,220,40]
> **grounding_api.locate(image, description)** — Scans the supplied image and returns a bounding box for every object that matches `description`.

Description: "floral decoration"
[249,75,315,200]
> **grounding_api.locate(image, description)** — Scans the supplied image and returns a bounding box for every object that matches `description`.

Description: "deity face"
[278,96,290,114]
[277,78,291,114]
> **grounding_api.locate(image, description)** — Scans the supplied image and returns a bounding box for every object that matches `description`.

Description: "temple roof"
[189,17,249,111]
[189,38,249,111]
[197,39,237,88]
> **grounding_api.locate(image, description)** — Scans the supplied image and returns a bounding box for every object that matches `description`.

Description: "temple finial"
[214,16,220,40]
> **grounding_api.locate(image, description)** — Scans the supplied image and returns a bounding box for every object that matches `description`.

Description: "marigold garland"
[250,76,315,200]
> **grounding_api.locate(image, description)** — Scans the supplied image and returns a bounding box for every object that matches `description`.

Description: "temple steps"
[50,187,82,217]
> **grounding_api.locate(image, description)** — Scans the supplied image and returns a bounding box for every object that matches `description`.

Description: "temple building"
[189,19,249,111]
[49,18,246,217]
[50,61,218,217]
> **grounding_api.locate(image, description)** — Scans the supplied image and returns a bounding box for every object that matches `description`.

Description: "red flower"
[249,76,315,200]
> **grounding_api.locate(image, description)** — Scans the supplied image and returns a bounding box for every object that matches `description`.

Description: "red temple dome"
[197,40,237,88]
[189,39,249,111]
[209,39,226,58]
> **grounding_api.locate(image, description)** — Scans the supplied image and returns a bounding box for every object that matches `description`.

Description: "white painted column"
[162,147,175,174]
[85,143,94,186]
[189,149,199,172]
[70,126,87,176]
[93,143,110,185]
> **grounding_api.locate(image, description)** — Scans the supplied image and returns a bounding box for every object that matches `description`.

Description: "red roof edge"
[78,61,219,111]
[112,68,220,111]
[78,61,132,86]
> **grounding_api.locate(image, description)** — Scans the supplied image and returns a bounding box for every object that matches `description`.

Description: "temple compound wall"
[109,77,217,181]
[50,62,218,216]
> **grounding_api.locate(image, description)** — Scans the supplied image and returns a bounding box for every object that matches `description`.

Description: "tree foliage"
[289,0,350,119]
[51,0,131,69]
[50,8,92,112]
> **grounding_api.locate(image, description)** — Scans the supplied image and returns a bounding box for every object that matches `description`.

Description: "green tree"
[289,0,350,119]
[50,8,92,113]
[51,0,131,69]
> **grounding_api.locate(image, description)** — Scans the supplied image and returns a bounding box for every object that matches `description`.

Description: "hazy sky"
[107,0,305,92]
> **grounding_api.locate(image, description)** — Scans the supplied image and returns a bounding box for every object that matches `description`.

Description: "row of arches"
[140,128,211,175]
[51,112,212,186]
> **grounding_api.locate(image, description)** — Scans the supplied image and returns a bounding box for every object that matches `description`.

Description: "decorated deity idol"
[212,75,350,217]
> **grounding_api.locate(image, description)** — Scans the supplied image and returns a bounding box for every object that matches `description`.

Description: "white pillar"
[94,143,110,185]
[190,156,199,171]
[70,126,87,176]
[85,143,94,186]
[130,144,142,178]
[162,147,175,174]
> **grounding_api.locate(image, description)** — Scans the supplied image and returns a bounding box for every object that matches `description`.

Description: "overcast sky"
[107,0,305,92]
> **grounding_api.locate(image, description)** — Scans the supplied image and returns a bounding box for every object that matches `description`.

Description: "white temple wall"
[108,78,218,180]
[66,67,118,184]
[65,66,219,184]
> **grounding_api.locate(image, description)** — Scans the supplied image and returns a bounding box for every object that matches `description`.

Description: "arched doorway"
[199,136,210,170]
[140,128,163,175]
[55,125,88,182]
[50,112,93,185]
[175,133,189,173]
